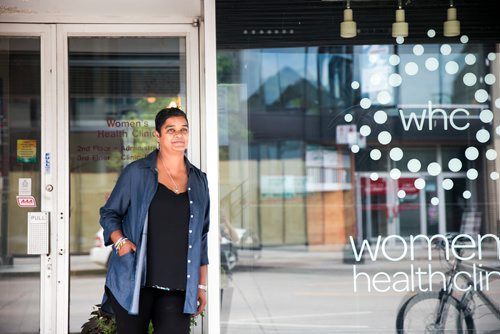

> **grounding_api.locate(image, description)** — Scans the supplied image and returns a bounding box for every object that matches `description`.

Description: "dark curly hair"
[155,107,188,133]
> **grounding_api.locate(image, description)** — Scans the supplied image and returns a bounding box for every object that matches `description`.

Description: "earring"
[156,141,160,150]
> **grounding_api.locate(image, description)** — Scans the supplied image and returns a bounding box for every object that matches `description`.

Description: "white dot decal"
[463,73,477,86]
[351,81,360,89]
[360,125,371,137]
[488,52,497,61]
[480,109,493,123]
[496,98,500,109]
[405,62,419,76]
[415,178,426,190]
[427,162,442,176]
[476,129,490,143]
[377,91,392,105]
[448,158,462,172]
[390,168,401,180]
[445,61,459,75]
[344,114,353,122]
[460,35,469,44]
[467,168,478,180]
[407,159,421,173]
[397,190,406,198]
[396,36,405,44]
[485,74,496,85]
[427,29,436,38]
[431,197,440,206]
[440,44,452,55]
[370,149,382,161]
[351,145,360,153]
[390,147,404,161]
[491,172,500,180]
[389,73,402,87]
[378,131,392,145]
[370,172,379,181]
[425,57,439,71]
[374,110,388,124]
[486,149,497,160]
[360,98,372,109]
[475,89,489,103]
[442,179,454,190]
[389,55,400,66]
[497,125,500,136]
[465,147,479,160]
[413,45,424,56]
[465,54,476,65]
[463,190,471,199]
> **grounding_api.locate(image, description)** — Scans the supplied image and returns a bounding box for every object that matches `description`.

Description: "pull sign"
[27,212,49,255]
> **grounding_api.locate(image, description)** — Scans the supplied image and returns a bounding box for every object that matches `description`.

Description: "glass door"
[58,25,200,332]
[0,24,57,333]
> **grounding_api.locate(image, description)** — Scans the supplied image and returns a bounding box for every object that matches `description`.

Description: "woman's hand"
[195,287,207,317]
[118,240,136,256]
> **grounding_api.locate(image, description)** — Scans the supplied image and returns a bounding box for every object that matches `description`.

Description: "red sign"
[16,196,37,208]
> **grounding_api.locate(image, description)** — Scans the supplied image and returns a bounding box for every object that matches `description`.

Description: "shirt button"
[189,229,193,233]
[188,187,191,191]
[187,275,191,278]
[189,245,192,248]
[188,259,191,263]
[190,214,194,218]
[190,201,193,204]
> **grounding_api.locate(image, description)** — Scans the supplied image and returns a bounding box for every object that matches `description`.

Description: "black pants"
[106,286,191,334]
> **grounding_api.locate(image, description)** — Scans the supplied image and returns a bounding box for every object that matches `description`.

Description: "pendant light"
[443,0,460,37]
[392,0,408,38]
[340,1,357,38]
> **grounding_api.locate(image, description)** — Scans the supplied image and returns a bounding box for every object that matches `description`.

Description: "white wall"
[0,0,201,23]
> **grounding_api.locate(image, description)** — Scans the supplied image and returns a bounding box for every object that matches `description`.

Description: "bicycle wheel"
[396,291,474,333]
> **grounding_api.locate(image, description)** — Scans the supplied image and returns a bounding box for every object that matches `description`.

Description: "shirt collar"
[141,149,194,173]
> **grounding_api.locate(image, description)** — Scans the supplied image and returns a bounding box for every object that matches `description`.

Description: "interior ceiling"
[216,0,500,49]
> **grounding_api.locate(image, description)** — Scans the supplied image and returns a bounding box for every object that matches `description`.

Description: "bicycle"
[396,233,500,333]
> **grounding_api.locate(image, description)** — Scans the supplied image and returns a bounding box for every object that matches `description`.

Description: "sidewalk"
[0,255,106,277]
[1,242,499,277]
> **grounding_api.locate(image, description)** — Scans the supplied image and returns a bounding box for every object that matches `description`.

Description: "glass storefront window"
[218,41,500,332]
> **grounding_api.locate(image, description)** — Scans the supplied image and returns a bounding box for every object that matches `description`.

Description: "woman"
[100,107,210,334]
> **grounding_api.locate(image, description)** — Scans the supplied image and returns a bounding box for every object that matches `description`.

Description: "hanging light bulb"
[443,0,460,37]
[392,0,408,38]
[340,1,357,38]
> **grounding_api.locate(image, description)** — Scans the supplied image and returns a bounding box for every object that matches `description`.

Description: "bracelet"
[115,237,128,252]
[198,284,207,291]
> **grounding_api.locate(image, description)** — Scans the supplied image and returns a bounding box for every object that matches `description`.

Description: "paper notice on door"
[19,178,32,196]
[17,139,37,163]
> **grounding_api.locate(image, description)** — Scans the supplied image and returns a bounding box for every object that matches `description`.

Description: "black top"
[146,183,189,290]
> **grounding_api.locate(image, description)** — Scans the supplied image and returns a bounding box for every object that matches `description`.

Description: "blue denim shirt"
[100,150,210,315]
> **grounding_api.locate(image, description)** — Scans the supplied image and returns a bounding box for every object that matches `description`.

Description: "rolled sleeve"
[100,166,132,246]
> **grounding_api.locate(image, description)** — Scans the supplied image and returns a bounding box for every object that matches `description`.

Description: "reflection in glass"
[0,37,41,333]
[218,43,498,332]
[68,37,186,332]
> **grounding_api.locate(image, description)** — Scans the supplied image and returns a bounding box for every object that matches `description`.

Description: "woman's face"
[155,116,189,154]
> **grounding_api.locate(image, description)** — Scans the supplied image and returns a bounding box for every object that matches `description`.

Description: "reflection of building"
[218,42,498,247]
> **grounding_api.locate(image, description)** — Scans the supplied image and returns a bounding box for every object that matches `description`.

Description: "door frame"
[356,172,430,240]
[1,22,207,333]
[0,23,58,333]
[58,23,202,332]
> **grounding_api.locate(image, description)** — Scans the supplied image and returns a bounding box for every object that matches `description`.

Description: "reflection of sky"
[355,43,474,109]
[242,48,318,98]
[239,43,484,110]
